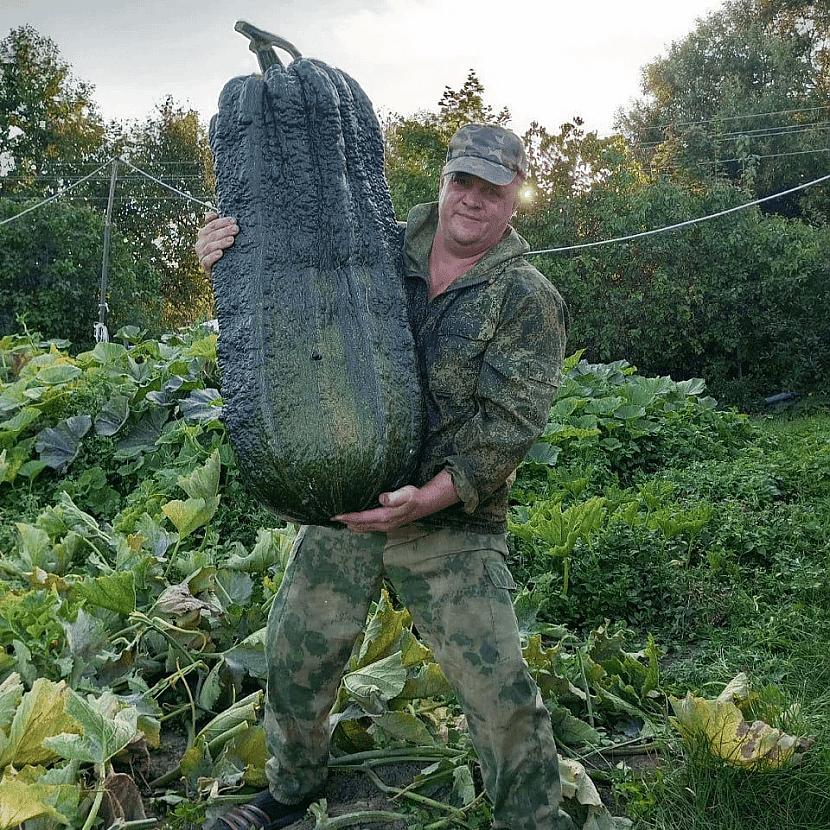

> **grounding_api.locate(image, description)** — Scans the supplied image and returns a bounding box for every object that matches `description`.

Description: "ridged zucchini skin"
[208,58,423,525]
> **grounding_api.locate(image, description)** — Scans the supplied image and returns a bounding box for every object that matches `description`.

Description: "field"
[0,324,828,830]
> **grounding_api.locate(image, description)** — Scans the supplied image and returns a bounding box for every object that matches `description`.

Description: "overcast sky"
[4,0,724,135]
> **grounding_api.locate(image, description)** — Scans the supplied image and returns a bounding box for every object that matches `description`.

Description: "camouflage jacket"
[403,202,568,533]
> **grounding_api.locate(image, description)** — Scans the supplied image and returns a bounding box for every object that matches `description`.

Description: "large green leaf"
[72,571,136,615]
[0,407,41,440]
[343,653,407,714]
[34,415,92,469]
[177,450,221,501]
[224,628,267,680]
[94,393,130,437]
[36,365,81,386]
[43,691,140,765]
[114,407,168,458]
[179,388,223,422]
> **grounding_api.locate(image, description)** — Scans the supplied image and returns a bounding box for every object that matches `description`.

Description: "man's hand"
[196,211,239,277]
[332,470,460,533]
[332,486,423,533]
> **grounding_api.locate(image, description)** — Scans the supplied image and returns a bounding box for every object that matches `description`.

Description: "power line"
[523,171,830,257]
[710,147,830,164]
[652,104,830,131]
[0,160,114,227]
[118,158,215,210]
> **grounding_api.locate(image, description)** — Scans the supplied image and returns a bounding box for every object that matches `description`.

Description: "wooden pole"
[96,158,119,342]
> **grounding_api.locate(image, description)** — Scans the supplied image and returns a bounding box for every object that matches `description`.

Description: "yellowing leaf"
[357,589,409,668]
[670,678,811,769]
[162,497,219,540]
[0,777,67,829]
[0,678,79,768]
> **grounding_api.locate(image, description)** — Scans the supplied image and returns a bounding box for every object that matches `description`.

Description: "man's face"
[436,172,520,255]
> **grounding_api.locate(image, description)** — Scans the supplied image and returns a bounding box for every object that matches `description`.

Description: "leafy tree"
[384,69,511,217]
[0,26,106,194]
[616,0,830,219]
[0,198,161,348]
[114,97,215,327]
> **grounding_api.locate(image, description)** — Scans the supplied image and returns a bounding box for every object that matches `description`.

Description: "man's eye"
[454,173,471,186]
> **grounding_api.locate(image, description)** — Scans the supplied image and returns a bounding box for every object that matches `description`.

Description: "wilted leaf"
[670,677,812,768]
[94,394,130,437]
[35,415,92,469]
[101,772,147,823]
[0,679,79,768]
[373,711,434,745]
[155,581,219,620]
[224,527,295,573]
[451,764,476,806]
[559,758,602,806]
[0,407,41,439]
[0,778,67,829]
[399,663,454,700]
[357,589,409,668]
[43,690,140,765]
[343,653,407,714]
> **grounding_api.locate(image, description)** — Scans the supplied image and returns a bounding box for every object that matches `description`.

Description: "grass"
[618,410,830,829]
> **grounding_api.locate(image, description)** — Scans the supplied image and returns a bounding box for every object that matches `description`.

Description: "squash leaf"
[34,415,92,469]
[72,571,136,615]
[94,393,130,437]
[162,497,219,540]
[0,679,79,768]
[0,778,68,829]
[43,690,140,765]
[343,652,407,714]
[177,450,221,501]
[670,674,812,768]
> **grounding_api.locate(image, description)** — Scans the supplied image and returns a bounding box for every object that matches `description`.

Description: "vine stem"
[80,763,107,830]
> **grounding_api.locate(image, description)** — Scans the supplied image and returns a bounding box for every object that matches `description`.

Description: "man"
[196,124,571,830]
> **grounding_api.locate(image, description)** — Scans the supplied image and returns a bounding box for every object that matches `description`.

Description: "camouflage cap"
[442,123,528,186]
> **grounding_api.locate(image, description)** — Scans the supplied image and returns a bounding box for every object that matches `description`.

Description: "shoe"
[209,790,315,830]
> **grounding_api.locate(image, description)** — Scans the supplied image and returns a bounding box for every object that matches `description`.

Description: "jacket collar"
[403,202,530,292]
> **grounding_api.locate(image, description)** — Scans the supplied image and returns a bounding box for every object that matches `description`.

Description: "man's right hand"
[196,211,239,277]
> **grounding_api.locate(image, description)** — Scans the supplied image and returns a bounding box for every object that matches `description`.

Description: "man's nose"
[461,186,483,208]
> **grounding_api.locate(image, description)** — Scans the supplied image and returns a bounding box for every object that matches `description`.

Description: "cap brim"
[442,156,517,186]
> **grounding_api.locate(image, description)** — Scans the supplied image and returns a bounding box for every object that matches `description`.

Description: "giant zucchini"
[209,26,423,525]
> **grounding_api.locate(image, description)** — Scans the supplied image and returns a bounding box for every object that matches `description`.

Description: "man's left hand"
[332,486,423,533]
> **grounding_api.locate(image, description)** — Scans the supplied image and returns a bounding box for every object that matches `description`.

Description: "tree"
[384,70,512,217]
[616,0,830,220]
[0,198,161,348]
[114,97,215,327]
[0,26,106,194]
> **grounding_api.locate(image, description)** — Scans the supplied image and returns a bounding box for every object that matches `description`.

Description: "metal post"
[95,158,119,343]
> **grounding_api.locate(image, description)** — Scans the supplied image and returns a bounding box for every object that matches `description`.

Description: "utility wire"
[0,159,114,227]
[652,104,830,130]
[523,171,830,257]
[118,158,215,210]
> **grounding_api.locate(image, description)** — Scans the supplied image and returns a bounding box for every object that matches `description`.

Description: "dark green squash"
[209,39,423,525]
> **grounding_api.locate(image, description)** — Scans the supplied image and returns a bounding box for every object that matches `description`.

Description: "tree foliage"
[616,0,830,221]
[0,26,106,191]
[0,198,161,349]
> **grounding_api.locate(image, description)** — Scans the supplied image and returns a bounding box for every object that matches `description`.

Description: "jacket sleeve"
[443,280,568,513]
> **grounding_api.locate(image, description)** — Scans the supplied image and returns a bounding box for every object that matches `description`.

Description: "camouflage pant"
[263,523,569,829]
